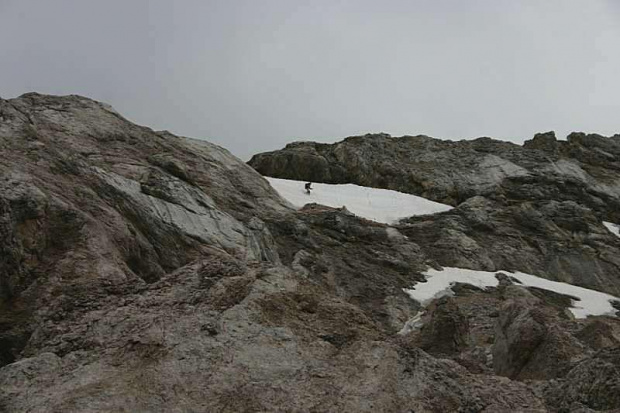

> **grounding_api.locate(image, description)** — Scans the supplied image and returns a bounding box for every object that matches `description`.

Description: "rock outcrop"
[399,196,620,296]
[249,132,620,220]
[250,133,620,296]
[1,94,620,412]
[0,93,287,370]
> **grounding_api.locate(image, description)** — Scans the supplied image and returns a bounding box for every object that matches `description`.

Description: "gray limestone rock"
[2,93,620,412]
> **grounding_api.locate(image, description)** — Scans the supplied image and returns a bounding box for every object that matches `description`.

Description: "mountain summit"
[1,94,619,412]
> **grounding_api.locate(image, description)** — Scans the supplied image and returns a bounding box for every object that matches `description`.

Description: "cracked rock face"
[2,94,620,412]
[0,93,287,368]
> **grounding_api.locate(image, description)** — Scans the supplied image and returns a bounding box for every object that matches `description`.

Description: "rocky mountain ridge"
[250,133,620,297]
[249,132,620,219]
[0,93,619,412]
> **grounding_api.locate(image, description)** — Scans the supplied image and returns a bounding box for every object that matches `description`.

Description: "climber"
[305,182,312,194]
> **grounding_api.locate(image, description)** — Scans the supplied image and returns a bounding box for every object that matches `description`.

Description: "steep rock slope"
[1,94,619,412]
[0,93,286,369]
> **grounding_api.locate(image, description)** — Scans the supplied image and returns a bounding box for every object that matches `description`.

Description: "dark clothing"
[305,182,312,194]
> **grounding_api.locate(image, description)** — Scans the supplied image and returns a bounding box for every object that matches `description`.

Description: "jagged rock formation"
[400,196,620,296]
[250,133,620,296]
[249,132,620,219]
[1,94,619,412]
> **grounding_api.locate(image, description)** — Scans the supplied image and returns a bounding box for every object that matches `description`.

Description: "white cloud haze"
[1,0,619,159]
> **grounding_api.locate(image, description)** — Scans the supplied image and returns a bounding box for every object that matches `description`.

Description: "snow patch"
[266,177,453,224]
[603,221,620,239]
[405,267,619,319]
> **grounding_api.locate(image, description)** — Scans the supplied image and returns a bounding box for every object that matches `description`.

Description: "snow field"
[405,267,619,319]
[265,177,620,318]
[266,177,453,224]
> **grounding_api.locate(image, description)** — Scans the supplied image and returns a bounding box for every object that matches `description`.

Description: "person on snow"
[305,182,312,194]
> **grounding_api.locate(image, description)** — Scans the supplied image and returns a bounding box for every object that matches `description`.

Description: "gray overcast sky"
[1,0,620,160]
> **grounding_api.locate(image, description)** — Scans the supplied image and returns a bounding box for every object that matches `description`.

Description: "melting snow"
[266,177,452,224]
[405,267,619,319]
[265,177,620,318]
[603,221,620,239]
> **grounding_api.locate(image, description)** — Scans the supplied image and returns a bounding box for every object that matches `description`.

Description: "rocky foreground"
[1,94,619,412]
